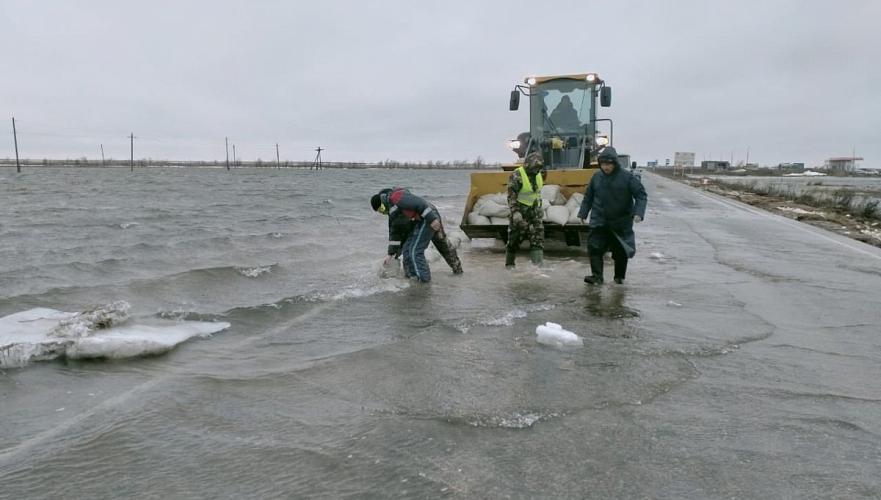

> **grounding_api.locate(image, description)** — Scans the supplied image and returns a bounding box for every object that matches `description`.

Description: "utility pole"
[12,117,21,173]
[100,144,106,167]
[313,147,323,170]
[232,144,237,167]
[129,133,135,172]
[746,146,750,166]
[276,143,280,169]
[225,137,229,170]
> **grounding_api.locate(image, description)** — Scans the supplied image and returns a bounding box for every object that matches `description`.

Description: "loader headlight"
[595,135,609,146]
[526,77,537,86]
[508,140,521,150]
[586,73,597,82]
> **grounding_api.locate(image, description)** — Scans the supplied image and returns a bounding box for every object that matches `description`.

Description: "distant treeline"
[0,157,500,170]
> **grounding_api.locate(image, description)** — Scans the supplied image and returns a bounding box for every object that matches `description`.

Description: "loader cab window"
[531,80,593,135]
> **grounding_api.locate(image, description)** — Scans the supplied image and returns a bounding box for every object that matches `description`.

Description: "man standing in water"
[506,152,546,268]
[371,188,463,282]
[578,146,647,284]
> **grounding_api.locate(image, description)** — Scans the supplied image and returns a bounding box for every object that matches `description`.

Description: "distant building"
[674,152,695,168]
[700,160,730,171]
[825,156,863,173]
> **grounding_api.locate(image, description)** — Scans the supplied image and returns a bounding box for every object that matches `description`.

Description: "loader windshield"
[531,80,593,135]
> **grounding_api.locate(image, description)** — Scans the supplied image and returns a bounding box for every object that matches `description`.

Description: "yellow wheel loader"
[459,73,614,246]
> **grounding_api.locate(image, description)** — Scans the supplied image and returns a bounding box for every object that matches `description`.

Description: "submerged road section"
[1,169,879,499]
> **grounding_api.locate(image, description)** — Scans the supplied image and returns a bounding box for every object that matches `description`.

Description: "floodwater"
[1,168,880,498]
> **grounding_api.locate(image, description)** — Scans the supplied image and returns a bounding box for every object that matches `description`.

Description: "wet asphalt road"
[1,169,880,499]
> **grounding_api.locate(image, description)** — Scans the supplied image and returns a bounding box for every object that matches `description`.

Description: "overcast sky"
[2,0,879,167]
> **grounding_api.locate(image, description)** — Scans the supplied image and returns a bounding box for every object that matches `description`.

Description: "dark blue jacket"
[388,189,440,225]
[387,211,415,257]
[578,167,647,232]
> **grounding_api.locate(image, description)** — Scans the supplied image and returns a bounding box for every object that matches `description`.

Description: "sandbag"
[467,212,492,225]
[475,192,507,210]
[554,191,566,206]
[478,201,509,218]
[490,217,509,225]
[565,192,584,211]
[541,185,562,205]
[545,206,569,225]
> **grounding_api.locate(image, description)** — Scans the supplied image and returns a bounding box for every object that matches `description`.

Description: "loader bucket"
[459,168,597,245]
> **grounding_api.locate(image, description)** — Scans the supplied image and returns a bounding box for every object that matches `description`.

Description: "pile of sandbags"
[466,186,587,226]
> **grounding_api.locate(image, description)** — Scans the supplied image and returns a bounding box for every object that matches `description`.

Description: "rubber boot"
[584,254,604,284]
[613,256,627,284]
[529,249,544,266]
[505,248,516,268]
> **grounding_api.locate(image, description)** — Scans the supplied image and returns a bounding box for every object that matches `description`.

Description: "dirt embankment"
[675,176,881,249]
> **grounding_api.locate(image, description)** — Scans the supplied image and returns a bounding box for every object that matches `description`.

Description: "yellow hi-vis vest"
[516,166,543,206]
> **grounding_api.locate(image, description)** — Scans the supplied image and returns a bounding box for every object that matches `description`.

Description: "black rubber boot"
[614,256,627,284]
[529,249,543,266]
[584,254,604,284]
[505,248,516,268]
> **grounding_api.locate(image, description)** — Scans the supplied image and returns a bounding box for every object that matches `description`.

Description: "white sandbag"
[467,212,491,225]
[535,322,583,348]
[554,191,566,206]
[478,200,510,218]
[566,192,585,223]
[475,192,507,208]
[565,192,584,211]
[541,185,561,205]
[545,206,569,225]
[490,217,509,225]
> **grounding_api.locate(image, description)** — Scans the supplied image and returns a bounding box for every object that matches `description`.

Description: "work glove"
[633,215,643,224]
[430,219,442,232]
[511,212,524,224]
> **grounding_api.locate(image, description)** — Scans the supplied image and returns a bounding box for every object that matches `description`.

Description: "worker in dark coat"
[578,146,647,284]
[371,188,463,282]
[506,152,545,267]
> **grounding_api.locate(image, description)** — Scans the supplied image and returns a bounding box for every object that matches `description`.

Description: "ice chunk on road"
[0,303,230,368]
[535,322,583,348]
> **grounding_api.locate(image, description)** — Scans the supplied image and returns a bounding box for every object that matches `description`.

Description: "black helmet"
[371,188,394,213]
[370,193,382,211]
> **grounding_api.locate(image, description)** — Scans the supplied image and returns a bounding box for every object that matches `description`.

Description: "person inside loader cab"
[549,95,580,131]
[506,152,546,268]
[370,188,463,282]
[578,146,647,284]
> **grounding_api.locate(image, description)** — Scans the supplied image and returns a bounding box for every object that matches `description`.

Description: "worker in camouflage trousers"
[506,152,546,267]
[371,188,463,282]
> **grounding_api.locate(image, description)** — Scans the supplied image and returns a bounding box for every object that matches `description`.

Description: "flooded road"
[1,169,879,498]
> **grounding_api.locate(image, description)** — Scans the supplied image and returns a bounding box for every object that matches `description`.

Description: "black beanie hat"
[370,193,382,211]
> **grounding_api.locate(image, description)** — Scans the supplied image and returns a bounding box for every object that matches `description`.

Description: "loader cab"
[509,73,611,170]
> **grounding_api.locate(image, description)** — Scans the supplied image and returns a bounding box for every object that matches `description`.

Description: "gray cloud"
[2,0,879,167]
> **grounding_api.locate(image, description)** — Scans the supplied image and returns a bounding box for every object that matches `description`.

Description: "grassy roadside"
[657,173,881,249]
